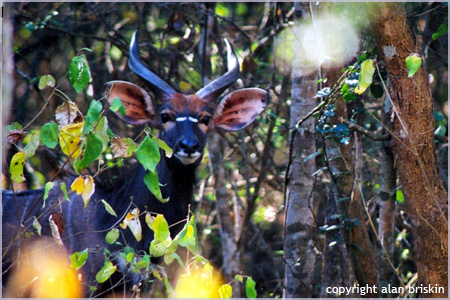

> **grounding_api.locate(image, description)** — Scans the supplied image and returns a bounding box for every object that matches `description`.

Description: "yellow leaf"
[59,122,84,158]
[70,175,95,208]
[120,212,134,229]
[128,208,142,241]
[179,81,192,92]
[82,176,95,208]
[10,151,26,183]
[355,59,375,95]
[71,176,85,194]
[219,284,232,298]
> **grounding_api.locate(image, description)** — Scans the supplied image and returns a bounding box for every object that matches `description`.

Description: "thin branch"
[340,118,391,141]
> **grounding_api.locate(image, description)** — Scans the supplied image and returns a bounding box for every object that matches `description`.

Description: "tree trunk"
[207,131,241,295]
[320,184,352,297]
[346,100,378,296]
[321,64,378,296]
[284,3,321,297]
[377,93,398,297]
[320,66,356,296]
[372,3,448,297]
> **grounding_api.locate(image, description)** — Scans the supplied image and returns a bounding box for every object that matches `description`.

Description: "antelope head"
[104,31,268,166]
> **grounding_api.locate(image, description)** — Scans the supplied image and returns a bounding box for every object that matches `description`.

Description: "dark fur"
[2,154,198,296]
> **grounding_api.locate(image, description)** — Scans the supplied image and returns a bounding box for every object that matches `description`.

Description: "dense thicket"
[2,2,447,298]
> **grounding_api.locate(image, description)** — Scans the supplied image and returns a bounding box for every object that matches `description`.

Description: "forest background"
[2,2,448,298]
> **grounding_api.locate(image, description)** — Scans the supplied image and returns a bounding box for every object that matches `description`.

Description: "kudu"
[2,31,268,296]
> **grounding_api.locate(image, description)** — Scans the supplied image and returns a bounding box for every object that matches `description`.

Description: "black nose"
[179,139,200,154]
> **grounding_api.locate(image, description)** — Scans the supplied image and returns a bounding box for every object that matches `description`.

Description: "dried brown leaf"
[6,129,26,144]
[111,138,129,158]
[55,101,79,127]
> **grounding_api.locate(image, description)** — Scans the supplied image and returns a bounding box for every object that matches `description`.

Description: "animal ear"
[104,80,157,125]
[213,88,268,131]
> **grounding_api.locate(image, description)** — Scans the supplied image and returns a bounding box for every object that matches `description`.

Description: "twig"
[433,133,448,143]
[340,118,391,141]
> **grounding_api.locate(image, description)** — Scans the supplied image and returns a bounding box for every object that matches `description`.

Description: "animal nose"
[179,139,200,154]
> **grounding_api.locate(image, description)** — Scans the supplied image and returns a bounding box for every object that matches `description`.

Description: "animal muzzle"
[174,138,203,165]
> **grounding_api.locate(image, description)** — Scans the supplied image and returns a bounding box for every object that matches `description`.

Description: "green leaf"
[73,133,104,173]
[95,261,117,283]
[343,91,356,102]
[105,228,120,244]
[245,277,257,298]
[119,247,135,264]
[38,75,56,90]
[178,224,196,247]
[23,131,40,158]
[109,45,122,61]
[150,214,170,242]
[83,100,103,135]
[150,238,171,257]
[6,122,23,131]
[234,275,244,283]
[175,216,198,252]
[61,182,69,201]
[89,286,97,292]
[396,189,405,203]
[163,252,183,266]
[118,247,135,263]
[405,53,422,77]
[40,122,59,149]
[32,216,42,236]
[357,53,368,62]
[143,171,168,203]
[434,125,447,137]
[152,136,173,158]
[355,59,375,94]
[42,181,55,208]
[94,117,111,152]
[10,151,26,183]
[219,284,233,298]
[69,54,91,93]
[215,3,230,17]
[110,97,127,116]
[148,215,172,257]
[101,199,118,217]
[136,136,160,172]
[134,259,149,270]
[70,248,89,270]
[432,23,448,40]
[126,252,135,263]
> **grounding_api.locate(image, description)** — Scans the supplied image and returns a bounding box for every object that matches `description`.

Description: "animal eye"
[161,113,171,123]
[201,116,211,126]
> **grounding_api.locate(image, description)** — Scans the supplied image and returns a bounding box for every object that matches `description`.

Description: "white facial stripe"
[175,117,199,123]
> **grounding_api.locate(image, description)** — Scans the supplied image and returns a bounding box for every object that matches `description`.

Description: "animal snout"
[179,138,200,154]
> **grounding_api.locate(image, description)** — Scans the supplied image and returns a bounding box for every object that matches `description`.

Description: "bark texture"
[322,66,378,296]
[320,185,352,298]
[284,3,321,297]
[372,3,448,297]
[377,94,398,297]
[208,131,241,295]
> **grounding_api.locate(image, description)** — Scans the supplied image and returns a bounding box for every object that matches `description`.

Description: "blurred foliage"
[3,2,448,298]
